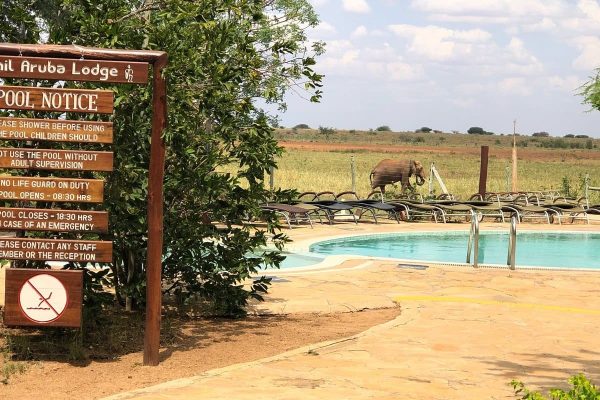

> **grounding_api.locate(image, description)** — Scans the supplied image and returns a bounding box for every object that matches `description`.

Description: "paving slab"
[104,222,600,400]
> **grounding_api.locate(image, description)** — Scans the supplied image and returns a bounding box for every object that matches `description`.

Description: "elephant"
[369,159,426,194]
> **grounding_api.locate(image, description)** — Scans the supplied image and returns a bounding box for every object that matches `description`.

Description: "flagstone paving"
[104,222,600,400]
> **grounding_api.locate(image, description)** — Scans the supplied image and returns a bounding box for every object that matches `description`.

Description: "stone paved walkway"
[104,222,600,400]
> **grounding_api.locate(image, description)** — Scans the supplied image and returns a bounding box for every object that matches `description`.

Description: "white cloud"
[318,40,423,81]
[387,23,543,77]
[547,75,585,93]
[560,0,600,33]
[498,77,532,96]
[412,0,566,17]
[385,62,424,80]
[571,36,600,70]
[411,0,568,32]
[343,0,371,13]
[351,25,368,38]
[313,21,337,36]
[308,0,329,7]
[388,24,491,61]
[578,0,600,21]
[340,49,359,64]
[507,37,539,65]
[525,17,557,32]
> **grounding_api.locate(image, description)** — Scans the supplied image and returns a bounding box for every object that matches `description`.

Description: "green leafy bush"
[10,0,324,316]
[511,374,600,400]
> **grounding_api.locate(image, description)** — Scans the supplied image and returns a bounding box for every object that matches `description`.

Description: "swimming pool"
[279,252,326,269]
[308,231,600,270]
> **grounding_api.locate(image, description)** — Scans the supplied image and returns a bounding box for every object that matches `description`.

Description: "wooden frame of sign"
[0,44,167,366]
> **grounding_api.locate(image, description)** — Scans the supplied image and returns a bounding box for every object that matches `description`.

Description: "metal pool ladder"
[507,214,517,270]
[467,211,518,269]
[466,210,479,268]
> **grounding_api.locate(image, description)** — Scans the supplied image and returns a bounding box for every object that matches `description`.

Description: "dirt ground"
[0,307,400,400]
[279,140,600,161]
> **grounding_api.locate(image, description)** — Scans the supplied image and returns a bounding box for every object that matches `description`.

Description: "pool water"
[279,252,326,269]
[309,231,600,269]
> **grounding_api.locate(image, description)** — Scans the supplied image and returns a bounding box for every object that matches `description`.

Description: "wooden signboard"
[0,176,104,203]
[0,43,167,364]
[0,117,113,143]
[0,56,149,84]
[3,269,83,328]
[0,86,113,113]
[0,148,113,171]
[0,207,108,232]
[0,238,112,262]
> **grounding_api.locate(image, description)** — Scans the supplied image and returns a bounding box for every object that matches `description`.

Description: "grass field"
[268,129,600,203]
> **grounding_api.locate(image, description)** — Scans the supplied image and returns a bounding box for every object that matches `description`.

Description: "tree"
[415,127,431,133]
[376,125,392,132]
[532,131,549,137]
[581,68,600,111]
[318,126,335,139]
[467,127,493,135]
[293,124,311,129]
[17,0,324,316]
[467,127,485,134]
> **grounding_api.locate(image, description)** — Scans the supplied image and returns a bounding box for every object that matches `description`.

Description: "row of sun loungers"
[258,190,600,228]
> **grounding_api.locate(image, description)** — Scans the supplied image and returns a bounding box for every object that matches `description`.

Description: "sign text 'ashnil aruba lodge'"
[1,50,149,329]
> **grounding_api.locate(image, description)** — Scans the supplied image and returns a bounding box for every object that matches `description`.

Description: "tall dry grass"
[268,149,600,202]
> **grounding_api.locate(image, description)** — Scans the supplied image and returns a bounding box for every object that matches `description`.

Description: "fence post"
[351,156,356,193]
[478,146,489,196]
[269,166,274,192]
[505,164,510,192]
[428,163,434,196]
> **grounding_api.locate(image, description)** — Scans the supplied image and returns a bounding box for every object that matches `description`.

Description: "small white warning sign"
[18,274,68,323]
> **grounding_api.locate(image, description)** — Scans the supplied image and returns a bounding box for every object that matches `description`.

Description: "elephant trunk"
[416,175,425,186]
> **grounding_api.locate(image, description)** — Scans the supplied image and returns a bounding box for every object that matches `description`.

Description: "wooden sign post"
[0,44,167,366]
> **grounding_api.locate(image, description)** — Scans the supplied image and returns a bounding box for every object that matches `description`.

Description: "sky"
[277,0,600,137]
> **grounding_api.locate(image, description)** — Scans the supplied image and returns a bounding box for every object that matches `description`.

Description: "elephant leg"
[400,174,409,191]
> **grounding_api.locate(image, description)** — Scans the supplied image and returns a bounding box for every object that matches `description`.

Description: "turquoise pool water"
[279,252,326,269]
[308,231,600,269]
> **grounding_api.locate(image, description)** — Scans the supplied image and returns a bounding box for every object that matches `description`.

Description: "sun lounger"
[541,201,589,224]
[462,199,506,222]
[386,199,442,222]
[260,203,316,228]
[424,199,473,223]
[297,191,318,201]
[335,191,400,223]
[314,191,337,201]
[493,195,558,224]
[302,199,358,224]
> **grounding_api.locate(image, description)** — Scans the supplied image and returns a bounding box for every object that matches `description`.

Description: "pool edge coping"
[266,228,600,274]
